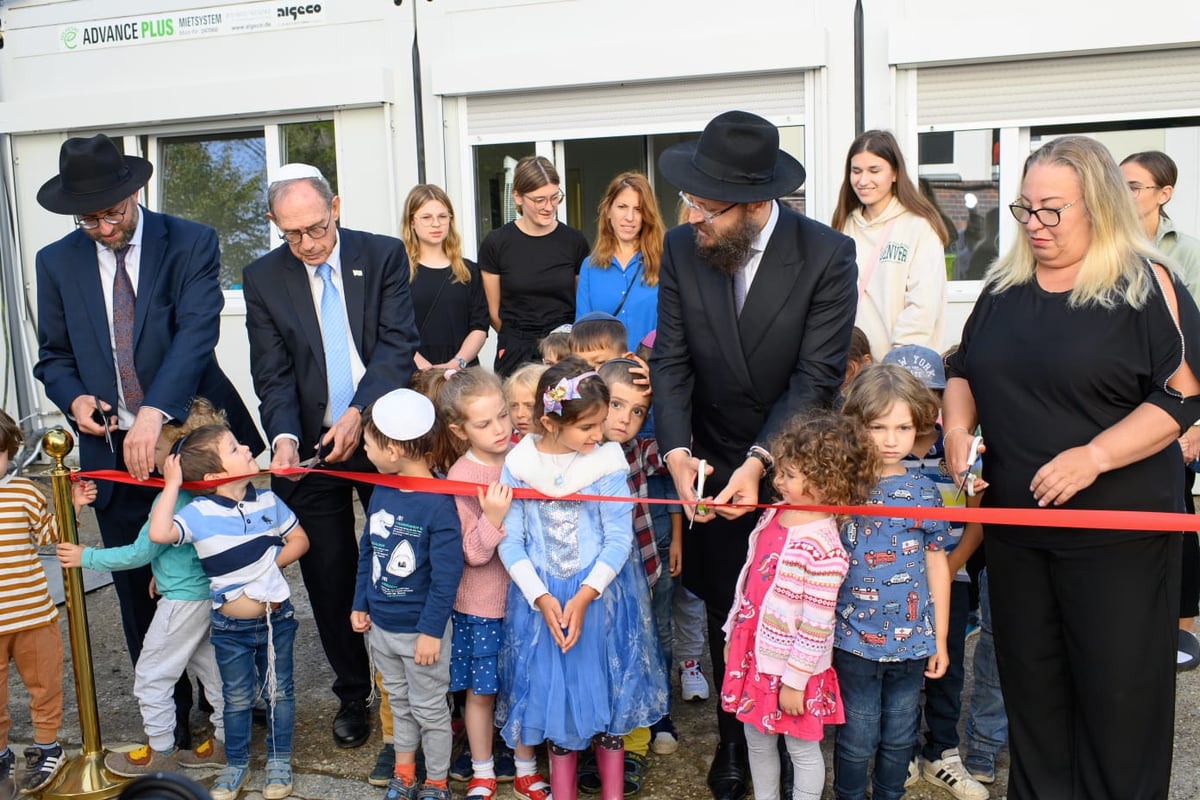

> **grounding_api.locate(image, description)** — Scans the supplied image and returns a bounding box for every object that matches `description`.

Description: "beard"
[86,204,138,252]
[694,211,758,276]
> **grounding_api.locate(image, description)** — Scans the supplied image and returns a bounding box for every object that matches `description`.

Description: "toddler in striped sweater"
[720,410,876,800]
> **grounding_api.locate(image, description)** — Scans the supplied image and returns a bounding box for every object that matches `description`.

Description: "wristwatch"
[456,357,467,369]
[745,445,774,471]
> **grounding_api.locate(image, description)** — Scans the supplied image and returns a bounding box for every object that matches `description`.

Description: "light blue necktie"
[317,263,354,421]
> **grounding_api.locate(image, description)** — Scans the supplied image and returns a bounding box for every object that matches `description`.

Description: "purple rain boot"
[549,747,578,800]
[595,742,625,800]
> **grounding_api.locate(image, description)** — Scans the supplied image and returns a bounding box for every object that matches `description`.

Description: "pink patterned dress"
[720,516,845,739]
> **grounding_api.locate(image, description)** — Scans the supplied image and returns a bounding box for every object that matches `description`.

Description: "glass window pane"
[473,142,535,242]
[281,121,338,195]
[159,131,268,290]
[562,136,645,241]
[918,129,1000,281]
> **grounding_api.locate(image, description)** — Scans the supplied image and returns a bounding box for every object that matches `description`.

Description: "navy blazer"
[650,205,858,485]
[242,226,420,456]
[34,207,265,509]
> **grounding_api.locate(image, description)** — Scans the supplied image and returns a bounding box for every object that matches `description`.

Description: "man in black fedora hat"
[650,110,857,800]
[33,133,264,750]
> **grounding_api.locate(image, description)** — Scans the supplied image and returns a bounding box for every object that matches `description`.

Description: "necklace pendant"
[555,474,565,487]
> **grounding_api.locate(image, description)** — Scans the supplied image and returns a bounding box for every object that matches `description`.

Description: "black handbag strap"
[417,267,453,337]
[611,260,644,317]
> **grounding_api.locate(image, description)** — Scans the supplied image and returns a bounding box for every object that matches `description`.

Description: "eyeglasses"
[278,214,332,244]
[1128,182,1161,195]
[1008,200,1077,228]
[75,199,129,230]
[521,190,565,208]
[415,213,452,226]
[679,191,738,224]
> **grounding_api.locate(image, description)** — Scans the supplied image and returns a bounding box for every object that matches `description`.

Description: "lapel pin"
[352,269,363,277]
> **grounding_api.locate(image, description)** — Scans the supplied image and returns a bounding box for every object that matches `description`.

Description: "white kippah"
[370,389,435,442]
[272,163,324,186]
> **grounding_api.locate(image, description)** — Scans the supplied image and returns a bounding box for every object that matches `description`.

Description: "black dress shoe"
[707,741,749,800]
[332,699,370,748]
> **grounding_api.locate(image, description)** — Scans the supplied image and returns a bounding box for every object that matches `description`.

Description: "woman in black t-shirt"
[943,136,1200,799]
[401,184,489,370]
[478,156,590,378]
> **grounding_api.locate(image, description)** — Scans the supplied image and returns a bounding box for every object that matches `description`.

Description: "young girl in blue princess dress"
[721,410,876,800]
[496,356,668,800]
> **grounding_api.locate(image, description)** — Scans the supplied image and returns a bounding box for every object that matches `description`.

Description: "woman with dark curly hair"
[720,409,876,800]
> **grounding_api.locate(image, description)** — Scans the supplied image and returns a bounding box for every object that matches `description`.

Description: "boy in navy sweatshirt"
[351,389,464,800]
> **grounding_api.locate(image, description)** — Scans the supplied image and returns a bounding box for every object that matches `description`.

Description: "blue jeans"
[210,601,298,767]
[965,569,1007,758]
[647,473,678,672]
[833,649,925,800]
[916,580,969,761]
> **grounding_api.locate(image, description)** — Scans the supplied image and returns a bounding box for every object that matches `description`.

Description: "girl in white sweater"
[832,130,951,361]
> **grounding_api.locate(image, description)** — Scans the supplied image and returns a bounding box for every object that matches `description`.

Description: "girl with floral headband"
[495,356,668,800]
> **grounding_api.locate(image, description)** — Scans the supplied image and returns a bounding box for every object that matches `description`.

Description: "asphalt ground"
[6,495,1200,799]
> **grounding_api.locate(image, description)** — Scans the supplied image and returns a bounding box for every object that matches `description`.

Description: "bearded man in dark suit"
[651,111,858,800]
[34,133,265,749]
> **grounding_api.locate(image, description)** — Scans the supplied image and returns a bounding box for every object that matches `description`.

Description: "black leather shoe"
[707,741,749,800]
[332,699,370,748]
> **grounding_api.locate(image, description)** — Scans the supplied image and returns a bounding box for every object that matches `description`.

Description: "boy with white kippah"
[352,389,465,800]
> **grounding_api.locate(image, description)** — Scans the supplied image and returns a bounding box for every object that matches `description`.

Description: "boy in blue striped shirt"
[150,424,309,800]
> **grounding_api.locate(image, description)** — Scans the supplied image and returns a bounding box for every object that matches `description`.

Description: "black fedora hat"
[37,134,153,215]
[659,110,805,204]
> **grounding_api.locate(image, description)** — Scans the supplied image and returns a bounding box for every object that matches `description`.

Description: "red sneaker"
[464,777,497,799]
[513,773,552,800]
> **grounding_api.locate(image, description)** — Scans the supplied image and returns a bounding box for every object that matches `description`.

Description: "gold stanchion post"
[40,428,127,799]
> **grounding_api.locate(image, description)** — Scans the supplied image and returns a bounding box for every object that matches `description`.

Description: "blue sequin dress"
[495,440,669,751]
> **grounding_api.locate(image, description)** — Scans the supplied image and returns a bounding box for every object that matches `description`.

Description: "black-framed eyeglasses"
[278,213,332,244]
[1008,200,1077,228]
[1128,182,1161,195]
[74,199,129,230]
[679,191,738,224]
[521,190,565,208]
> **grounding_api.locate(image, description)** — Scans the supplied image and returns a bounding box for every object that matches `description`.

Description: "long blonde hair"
[401,184,469,285]
[589,171,664,287]
[987,135,1161,309]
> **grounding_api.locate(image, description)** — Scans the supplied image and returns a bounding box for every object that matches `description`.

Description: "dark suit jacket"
[34,208,265,509]
[242,227,419,459]
[650,206,857,604]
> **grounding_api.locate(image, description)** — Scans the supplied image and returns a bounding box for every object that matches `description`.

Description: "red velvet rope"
[73,467,1200,533]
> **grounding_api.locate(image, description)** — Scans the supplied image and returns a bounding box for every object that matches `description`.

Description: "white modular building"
[1,0,1198,433]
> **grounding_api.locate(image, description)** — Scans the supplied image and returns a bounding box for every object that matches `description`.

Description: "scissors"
[689,459,708,530]
[298,438,333,469]
[954,435,983,502]
[92,395,114,453]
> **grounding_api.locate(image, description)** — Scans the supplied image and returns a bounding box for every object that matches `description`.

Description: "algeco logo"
[62,26,81,49]
[277,4,322,20]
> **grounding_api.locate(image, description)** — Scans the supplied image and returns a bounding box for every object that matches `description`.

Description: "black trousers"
[987,533,1178,800]
[275,446,374,704]
[1181,464,1199,619]
[684,511,757,746]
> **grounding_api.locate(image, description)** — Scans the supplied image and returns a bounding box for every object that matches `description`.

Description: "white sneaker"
[922,748,990,800]
[679,660,710,701]
[905,757,920,788]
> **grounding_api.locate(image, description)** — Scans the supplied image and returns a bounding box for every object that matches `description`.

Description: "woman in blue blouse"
[575,171,666,351]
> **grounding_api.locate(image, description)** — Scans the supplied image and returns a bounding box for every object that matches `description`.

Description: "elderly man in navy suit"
[34,134,265,748]
[243,165,420,749]
[651,111,858,800]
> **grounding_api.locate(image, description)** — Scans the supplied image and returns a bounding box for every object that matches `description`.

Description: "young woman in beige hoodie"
[832,131,951,361]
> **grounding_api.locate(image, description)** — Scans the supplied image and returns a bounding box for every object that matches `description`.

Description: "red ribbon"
[72,467,1200,533]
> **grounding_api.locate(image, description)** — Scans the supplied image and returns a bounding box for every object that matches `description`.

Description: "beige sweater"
[844,196,947,361]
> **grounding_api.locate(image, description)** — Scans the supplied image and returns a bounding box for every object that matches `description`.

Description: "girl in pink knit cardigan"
[434,368,549,800]
[720,411,877,800]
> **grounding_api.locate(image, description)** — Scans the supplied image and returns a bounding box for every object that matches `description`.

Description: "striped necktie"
[112,246,143,412]
[317,262,354,421]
